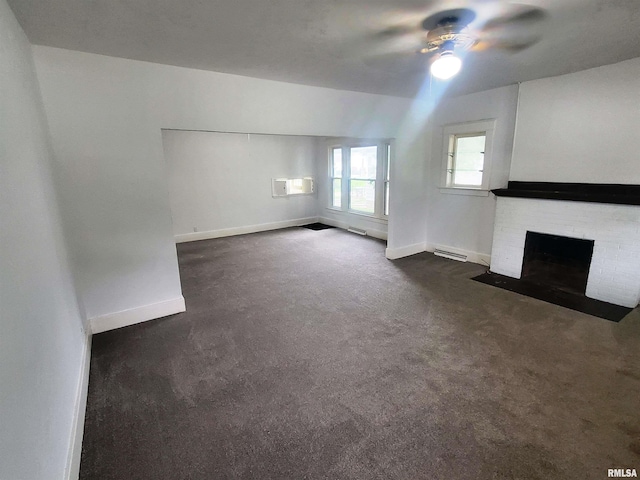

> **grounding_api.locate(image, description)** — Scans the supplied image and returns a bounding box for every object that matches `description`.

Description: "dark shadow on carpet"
[301,222,335,230]
[472,271,632,322]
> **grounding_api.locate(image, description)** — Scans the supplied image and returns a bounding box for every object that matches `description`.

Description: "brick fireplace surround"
[490,196,640,308]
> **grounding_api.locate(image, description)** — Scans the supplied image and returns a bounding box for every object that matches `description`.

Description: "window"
[441,119,495,193]
[384,144,391,216]
[328,140,390,218]
[447,133,485,187]
[331,148,342,208]
[349,146,377,214]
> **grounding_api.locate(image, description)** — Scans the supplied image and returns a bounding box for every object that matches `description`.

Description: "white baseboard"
[385,242,427,260]
[175,217,319,243]
[89,296,186,334]
[426,243,491,267]
[318,216,388,241]
[472,252,491,266]
[65,332,92,480]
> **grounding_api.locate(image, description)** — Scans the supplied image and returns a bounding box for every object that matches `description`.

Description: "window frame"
[348,144,378,216]
[327,139,391,220]
[330,147,343,209]
[440,119,496,194]
[383,143,391,217]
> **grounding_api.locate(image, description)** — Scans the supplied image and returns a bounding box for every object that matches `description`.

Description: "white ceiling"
[8,0,640,98]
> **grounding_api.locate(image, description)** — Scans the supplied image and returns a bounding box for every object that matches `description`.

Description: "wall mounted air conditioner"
[272,177,314,197]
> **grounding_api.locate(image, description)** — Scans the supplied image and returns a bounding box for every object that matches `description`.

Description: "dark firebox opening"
[521,231,594,295]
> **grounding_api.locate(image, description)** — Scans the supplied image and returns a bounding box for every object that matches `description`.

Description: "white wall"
[32,46,430,322]
[0,2,88,478]
[425,85,519,261]
[511,57,640,183]
[163,130,319,240]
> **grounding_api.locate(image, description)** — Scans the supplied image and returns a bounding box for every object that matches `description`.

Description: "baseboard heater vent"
[434,248,467,262]
[347,227,367,236]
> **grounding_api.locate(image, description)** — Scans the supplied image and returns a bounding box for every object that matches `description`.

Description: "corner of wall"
[65,331,92,480]
[385,242,427,260]
[89,296,186,334]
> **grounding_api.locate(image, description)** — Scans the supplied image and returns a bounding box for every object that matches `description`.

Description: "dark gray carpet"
[80,228,640,479]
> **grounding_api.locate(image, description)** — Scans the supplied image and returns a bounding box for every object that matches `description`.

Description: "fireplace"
[521,232,594,295]
[479,184,640,319]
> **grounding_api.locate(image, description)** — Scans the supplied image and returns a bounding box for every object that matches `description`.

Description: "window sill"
[439,187,490,197]
[325,207,388,223]
[272,192,315,198]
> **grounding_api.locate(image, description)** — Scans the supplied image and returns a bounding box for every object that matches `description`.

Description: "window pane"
[332,148,342,177]
[288,178,304,194]
[384,182,389,216]
[332,179,341,207]
[453,135,485,186]
[350,179,375,213]
[386,144,391,180]
[350,146,377,179]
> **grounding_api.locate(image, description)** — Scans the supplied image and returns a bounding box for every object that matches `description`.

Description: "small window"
[441,120,495,192]
[447,133,486,187]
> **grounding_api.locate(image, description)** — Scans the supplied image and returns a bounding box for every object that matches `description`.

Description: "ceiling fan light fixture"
[430,51,462,80]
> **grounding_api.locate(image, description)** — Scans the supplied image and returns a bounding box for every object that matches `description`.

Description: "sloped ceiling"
[8,0,640,98]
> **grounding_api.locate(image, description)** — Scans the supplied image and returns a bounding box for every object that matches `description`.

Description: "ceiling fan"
[366,3,548,80]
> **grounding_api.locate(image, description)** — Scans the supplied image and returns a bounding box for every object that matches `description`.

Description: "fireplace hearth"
[472,268,631,322]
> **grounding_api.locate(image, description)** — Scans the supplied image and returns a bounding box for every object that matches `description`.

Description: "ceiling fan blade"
[374,23,422,39]
[421,7,477,31]
[338,28,425,62]
[473,3,547,53]
[481,4,547,31]
[472,35,542,53]
[361,50,429,73]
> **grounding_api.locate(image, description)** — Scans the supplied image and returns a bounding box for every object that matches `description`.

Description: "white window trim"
[383,143,391,218]
[327,139,390,220]
[440,119,496,195]
[329,146,343,211]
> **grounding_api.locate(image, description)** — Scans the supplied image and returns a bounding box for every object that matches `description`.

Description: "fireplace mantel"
[491,182,640,206]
